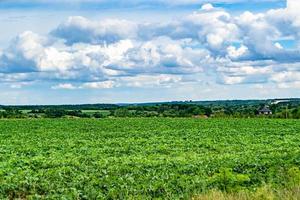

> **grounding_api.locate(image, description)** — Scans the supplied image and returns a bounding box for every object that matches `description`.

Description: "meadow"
[0,118,300,199]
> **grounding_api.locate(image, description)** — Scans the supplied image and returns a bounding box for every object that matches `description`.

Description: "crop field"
[0,118,300,199]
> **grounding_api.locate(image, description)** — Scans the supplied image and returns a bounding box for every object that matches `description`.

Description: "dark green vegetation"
[0,98,300,119]
[0,118,300,199]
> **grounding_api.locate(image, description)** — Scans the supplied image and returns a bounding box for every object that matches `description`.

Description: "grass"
[194,186,300,200]
[0,118,299,199]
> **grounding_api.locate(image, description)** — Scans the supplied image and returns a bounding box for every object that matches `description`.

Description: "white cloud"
[287,0,300,15]
[201,3,214,11]
[270,71,300,83]
[274,42,283,49]
[278,81,300,89]
[52,16,138,45]
[81,80,116,89]
[1,1,300,90]
[221,76,245,85]
[52,83,77,89]
[0,31,46,73]
[119,74,182,88]
[227,45,249,59]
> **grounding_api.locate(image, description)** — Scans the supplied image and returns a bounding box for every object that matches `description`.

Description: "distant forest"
[0,98,300,119]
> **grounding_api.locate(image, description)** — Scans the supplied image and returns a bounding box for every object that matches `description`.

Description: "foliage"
[0,108,25,118]
[93,112,105,118]
[209,168,250,192]
[194,185,300,200]
[0,99,300,119]
[0,118,299,199]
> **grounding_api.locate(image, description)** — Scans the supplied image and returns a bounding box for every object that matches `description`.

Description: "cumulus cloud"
[1,0,300,90]
[52,17,138,45]
[0,31,47,73]
[270,71,300,83]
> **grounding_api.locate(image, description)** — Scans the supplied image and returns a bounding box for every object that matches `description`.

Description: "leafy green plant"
[0,118,299,199]
[209,168,250,192]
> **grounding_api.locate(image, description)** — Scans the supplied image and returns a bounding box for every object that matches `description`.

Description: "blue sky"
[0,0,299,105]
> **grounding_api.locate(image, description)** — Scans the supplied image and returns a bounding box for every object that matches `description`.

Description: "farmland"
[0,118,300,199]
[1,98,300,119]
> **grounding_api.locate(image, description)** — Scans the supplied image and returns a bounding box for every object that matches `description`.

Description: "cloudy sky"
[0,0,299,104]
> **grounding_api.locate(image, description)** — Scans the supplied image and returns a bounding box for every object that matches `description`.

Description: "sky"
[0,0,299,105]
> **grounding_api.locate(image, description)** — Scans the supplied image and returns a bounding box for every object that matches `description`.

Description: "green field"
[0,118,300,199]
[81,110,111,115]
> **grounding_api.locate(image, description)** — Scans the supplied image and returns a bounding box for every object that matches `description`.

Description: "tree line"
[0,100,299,119]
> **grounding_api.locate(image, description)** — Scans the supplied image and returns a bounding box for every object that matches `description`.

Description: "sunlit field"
[0,118,300,199]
